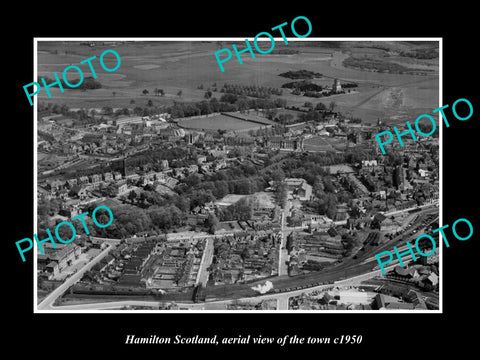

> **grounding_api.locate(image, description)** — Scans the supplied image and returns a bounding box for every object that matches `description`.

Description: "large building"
[266,136,304,151]
[332,79,342,93]
[38,242,82,278]
[285,178,313,201]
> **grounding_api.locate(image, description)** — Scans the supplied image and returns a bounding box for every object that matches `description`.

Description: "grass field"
[37,40,439,124]
[303,136,335,152]
[177,114,270,131]
[303,135,347,152]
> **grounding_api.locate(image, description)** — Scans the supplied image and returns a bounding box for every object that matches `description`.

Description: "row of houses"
[45,171,124,191]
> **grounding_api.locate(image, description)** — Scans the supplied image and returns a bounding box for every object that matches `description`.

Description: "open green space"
[37,40,439,124]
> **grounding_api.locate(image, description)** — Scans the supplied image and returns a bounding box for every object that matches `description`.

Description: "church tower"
[333,79,341,93]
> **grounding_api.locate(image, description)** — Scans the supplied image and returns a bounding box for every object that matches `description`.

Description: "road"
[47,263,399,311]
[45,204,438,310]
[195,237,214,287]
[37,243,114,311]
[204,205,439,300]
[278,206,289,276]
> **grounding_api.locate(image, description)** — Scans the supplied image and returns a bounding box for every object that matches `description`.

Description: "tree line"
[40,76,102,90]
[279,70,322,79]
[221,83,283,98]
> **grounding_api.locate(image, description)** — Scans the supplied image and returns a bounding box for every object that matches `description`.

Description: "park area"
[303,135,347,152]
[177,114,268,132]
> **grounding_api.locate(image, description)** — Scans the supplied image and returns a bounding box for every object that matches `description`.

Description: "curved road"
[37,244,114,311]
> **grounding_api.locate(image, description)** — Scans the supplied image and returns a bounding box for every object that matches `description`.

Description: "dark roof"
[375,293,386,309]
[327,227,339,237]
[374,213,387,222]
[385,302,415,310]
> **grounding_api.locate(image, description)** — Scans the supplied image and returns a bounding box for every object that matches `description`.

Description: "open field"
[303,136,335,152]
[37,40,439,124]
[303,135,347,152]
[177,114,272,131]
[215,194,248,206]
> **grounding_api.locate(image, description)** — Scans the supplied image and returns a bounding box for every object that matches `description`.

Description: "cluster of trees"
[280,150,376,182]
[341,82,358,89]
[142,88,165,96]
[40,84,290,126]
[280,159,338,219]
[127,185,209,214]
[168,95,287,119]
[302,90,330,98]
[343,56,427,75]
[205,213,220,234]
[221,83,283,98]
[306,179,339,219]
[104,151,275,231]
[147,205,184,231]
[217,197,253,221]
[278,70,322,79]
[296,101,338,121]
[416,121,438,137]
[40,76,102,91]
[271,151,378,220]
[220,93,287,109]
[178,175,266,205]
[399,48,438,59]
[75,203,186,238]
[38,102,69,117]
[281,80,323,92]
[37,203,117,240]
[172,161,273,220]
[37,199,63,233]
[281,153,335,183]
[297,108,328,122]
[126,189,163,208]
[213,238,233,260]
[91,204,183,237]
[274,182,288,209]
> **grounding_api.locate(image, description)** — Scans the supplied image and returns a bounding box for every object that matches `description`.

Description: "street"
[196,237,214,287]
[37,243,114,311]
[41,204,438,310]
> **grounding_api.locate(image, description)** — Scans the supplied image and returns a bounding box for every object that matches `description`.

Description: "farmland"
[37,40,439,124]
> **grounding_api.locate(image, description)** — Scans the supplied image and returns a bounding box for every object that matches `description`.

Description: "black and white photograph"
[6,6,478,356]
[33,38,441,313]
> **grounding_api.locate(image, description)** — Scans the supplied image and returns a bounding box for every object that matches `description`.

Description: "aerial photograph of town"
[35,39,440,312]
